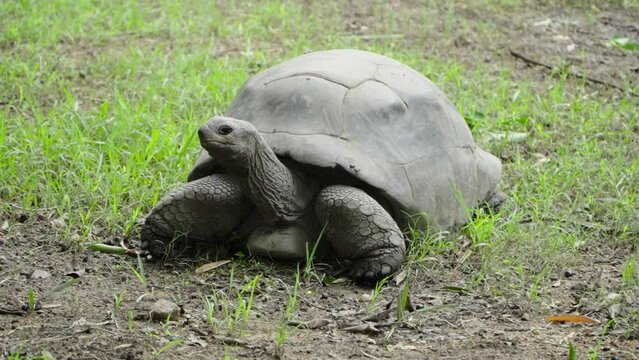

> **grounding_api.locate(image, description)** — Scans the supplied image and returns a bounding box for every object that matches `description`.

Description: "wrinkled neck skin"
[224,135,317,224]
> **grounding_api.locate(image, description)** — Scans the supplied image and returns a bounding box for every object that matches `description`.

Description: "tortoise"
[140,49,503,281]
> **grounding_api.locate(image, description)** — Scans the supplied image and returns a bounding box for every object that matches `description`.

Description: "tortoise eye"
[217,125,234,135]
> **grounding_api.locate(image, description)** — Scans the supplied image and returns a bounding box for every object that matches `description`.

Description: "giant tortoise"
[140,49,503,281]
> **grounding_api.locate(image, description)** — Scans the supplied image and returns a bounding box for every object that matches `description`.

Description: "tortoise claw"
[347,252,401,281]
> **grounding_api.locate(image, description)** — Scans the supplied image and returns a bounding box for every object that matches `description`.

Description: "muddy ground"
[2,2,639,360]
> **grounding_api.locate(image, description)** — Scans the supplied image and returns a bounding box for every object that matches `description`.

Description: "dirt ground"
[2,2,638,360]
[2,209,638,359]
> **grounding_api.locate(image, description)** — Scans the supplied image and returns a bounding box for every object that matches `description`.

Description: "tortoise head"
[198,116,261,164]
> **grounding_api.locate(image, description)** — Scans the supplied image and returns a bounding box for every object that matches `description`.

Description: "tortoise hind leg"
[141,174,251,258]
[315,185,406,281]
[481,190,508,214]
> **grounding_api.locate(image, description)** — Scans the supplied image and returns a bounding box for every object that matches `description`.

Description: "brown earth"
[2,2,639,360]
[2,209,638,359]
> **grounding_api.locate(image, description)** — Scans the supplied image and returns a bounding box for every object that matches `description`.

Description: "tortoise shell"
[190,49,501,230]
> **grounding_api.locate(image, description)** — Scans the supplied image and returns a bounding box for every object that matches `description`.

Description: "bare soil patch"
[1,210,638,359]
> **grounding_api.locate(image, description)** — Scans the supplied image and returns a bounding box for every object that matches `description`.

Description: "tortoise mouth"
[199,139,238,155]
[200,139,228,146]
[199,139,244,159]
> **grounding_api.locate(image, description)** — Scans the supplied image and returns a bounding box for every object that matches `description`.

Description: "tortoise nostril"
[217,125,234,135]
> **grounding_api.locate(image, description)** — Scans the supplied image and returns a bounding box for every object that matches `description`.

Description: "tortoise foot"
[315,185,406,282]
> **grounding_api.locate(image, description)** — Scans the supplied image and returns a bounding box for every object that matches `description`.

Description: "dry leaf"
[65,269,85,278]
[533,18,552,27]
[608,303,622,319]
[389,343,417,351]
[186,334,208,347]
[341,322,381,334]
[30,269,51,279]
[305,318,331,329]
[393,269,408,285]
[50,218,66,229]
[362,308,393,322]
[289,318,331,329]
[330,277,348,284]
[440,286,472,295]
[195,260,231,275]
[545,314,596,323]
[457,249,472,264]
[66,256,86,278]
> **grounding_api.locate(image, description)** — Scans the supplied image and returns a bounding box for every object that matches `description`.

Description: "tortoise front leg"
[315,185,406,281]
[141,174,252,258]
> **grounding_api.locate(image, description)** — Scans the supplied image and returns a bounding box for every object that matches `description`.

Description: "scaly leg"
[141,174,251,258]
[315,185,406,281]
[482,190,508,214]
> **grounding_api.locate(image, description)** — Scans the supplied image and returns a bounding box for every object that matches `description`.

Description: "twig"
[509,49,638,97]
[189,325,209,337]
[212,335,265,350]
[86,243,131,255]
[361,308,393,322]
[0,307,25,316]
[41,303,62,309]
[361,350,381,359]
[300,297,333,312]
[213,336,247,346]
[341,322,381,334]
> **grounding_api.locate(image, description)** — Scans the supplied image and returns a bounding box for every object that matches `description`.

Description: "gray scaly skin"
[140,174,251,257]
[315,185,405,279]
[141,116,406,281]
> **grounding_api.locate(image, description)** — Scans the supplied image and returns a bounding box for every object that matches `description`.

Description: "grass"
[273,269,302,359]
[26,288,36,312]
[127,309,135,331]
[568,341,577,360]
[207,273,263,335]
[151,339,184,358]
[1,0,638,357]
[274,319,302,360]
[622,255,639,287]
[368,276,389,314]
[203,293,217,330]
[396,279,411,322]
[233,274,261,327]
[303,225,325,283]
[113,291,124,312]
[123,254,147,285]
[285,269,301,321]
[274,321,293,360]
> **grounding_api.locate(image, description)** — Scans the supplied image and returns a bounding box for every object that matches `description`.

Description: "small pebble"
[30,269,51,279]
[604,292,622,305]
[150,299,181,322]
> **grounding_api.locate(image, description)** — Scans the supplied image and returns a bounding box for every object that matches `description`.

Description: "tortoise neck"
[243,135,315,223]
